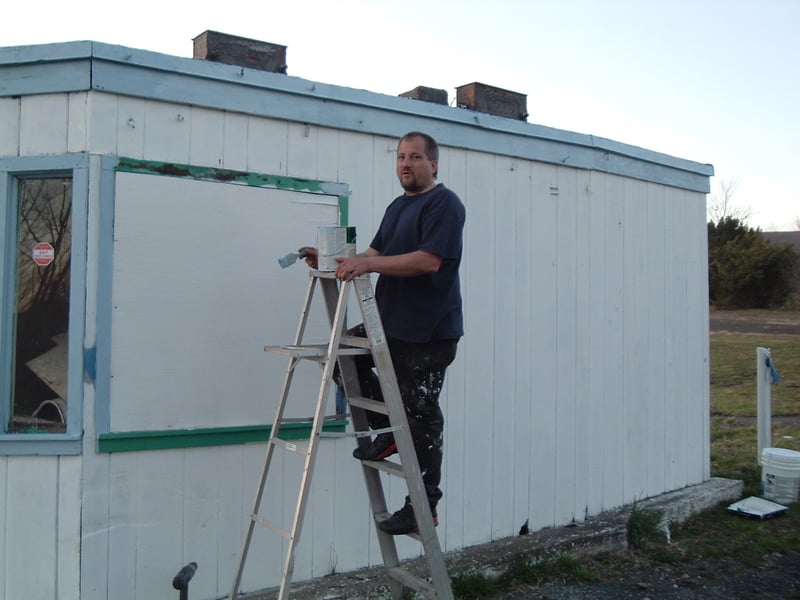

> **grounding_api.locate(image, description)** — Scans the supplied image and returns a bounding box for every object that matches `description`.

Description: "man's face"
[396,136,437,195]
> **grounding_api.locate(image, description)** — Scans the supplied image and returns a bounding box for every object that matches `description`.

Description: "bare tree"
[707,177,752,225]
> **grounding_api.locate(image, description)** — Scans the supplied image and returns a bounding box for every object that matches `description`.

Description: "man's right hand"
[299,246,318,269]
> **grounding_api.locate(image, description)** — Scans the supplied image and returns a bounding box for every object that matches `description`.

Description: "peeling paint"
[83,345,96,383]
[116,157,326,192]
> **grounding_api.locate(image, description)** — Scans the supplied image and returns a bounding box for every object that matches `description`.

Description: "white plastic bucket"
[761,447,800,504]
[317,226,356,271]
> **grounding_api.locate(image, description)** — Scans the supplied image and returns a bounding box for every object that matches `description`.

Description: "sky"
[3,0,798,231]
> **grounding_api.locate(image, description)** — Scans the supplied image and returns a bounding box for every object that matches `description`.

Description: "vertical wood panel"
[682,191,711,483]
[216,446,247,597]
[315,127,339,182]
[287,122,318,179]
[67,91,89,153]
[587,172,608,513]
[133,452,183,600]
[511,160,534,534]
[554,166,578,524]
[0,97,20,155]
[57,457,82,599]
[240,445,285,593]
[336,130,377,234]
[189,106,224,167]
[84,92,116,154]
[79,453,111,600]
[141,100,191,164]
[622,177,650,500]
[573,168,592,520]
[370,136,398,229]
[461,151,495,546]
[602,174,625,509]
[20,93,68,155]
[5,457,58,599]
[438,146,468,551]
[331,440,373,571]
[246,117,287,175]
[491,156,518,539]
[529,162,558,530]
[107,453,138,599]
[684,190,710,484]
[668,191,690,488]
[182,447,223,597]
[646,183,668,496]
[117,96,146,158]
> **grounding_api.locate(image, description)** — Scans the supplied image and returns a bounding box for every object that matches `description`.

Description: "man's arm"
[335,248,442,281]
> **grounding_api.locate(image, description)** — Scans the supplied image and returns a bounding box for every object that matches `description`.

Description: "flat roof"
[0,41,713,192]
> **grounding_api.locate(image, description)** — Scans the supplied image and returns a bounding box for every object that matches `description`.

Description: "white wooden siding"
[0,456,81,599]
[1,89,710,599]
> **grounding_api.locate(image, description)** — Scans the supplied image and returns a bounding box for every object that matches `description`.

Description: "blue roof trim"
[0,41,714,192]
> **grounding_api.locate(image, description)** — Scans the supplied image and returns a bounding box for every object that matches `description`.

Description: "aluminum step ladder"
[230,270,453,600]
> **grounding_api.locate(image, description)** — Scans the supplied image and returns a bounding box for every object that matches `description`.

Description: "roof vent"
[399,86,448,106]
[456,82,528,121]
[193,30,287,74]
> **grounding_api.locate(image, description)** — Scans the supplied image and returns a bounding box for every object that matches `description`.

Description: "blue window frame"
[0,155,87,455]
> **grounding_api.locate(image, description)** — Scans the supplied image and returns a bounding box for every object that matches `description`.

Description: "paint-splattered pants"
[348,324,458,509]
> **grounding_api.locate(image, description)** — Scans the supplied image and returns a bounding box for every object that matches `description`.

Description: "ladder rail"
[275,277,353,599]
[230,273,319,599]
[353,277,453,600]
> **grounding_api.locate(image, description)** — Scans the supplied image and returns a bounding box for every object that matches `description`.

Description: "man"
[305,131,465,535]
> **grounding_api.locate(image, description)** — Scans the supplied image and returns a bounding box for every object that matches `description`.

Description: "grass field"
[710,330,800,490]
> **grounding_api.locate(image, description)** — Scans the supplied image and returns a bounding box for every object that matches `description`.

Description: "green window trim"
[114,157,349,225]
[97,419,348,453]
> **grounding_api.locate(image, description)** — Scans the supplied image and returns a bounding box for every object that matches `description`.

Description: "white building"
[0,33,713,599]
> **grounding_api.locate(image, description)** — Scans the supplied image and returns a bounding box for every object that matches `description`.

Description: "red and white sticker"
[32,242,55,266]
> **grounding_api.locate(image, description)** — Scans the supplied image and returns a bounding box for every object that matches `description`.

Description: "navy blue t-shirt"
[370,184,465,343]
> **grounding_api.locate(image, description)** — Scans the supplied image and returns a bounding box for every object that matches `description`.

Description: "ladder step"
[264,344,370,358]
[251,514,291,540]
[386,567,437,598]
[363,458,406,478]
[279,414,343,424]
[340,335,371,348]
[348,396,390,415]
[270,437,308,454]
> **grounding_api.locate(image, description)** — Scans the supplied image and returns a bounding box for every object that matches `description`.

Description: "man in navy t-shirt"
[306,132,465,535]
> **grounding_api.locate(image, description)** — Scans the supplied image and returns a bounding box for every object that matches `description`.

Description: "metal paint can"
[317,226,356,271]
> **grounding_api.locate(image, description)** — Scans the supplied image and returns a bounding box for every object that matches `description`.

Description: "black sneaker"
[378,501,438,536]
[353,433,397,460]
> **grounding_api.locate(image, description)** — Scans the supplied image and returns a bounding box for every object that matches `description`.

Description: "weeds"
[451,553,597,599]
[627,500,664,550]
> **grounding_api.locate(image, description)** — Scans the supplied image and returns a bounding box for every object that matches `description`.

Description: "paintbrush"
[277,249,308,269]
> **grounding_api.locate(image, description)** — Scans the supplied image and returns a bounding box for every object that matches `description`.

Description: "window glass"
[10,178,72,433]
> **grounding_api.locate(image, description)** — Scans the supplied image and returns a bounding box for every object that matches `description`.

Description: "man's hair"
[399,131,439,177]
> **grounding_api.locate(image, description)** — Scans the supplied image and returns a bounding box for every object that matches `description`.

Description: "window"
[0,155,86,454]
[10,177,72,433]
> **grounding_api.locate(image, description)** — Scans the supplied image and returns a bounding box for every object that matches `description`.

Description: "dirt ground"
[709,308,800,336]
